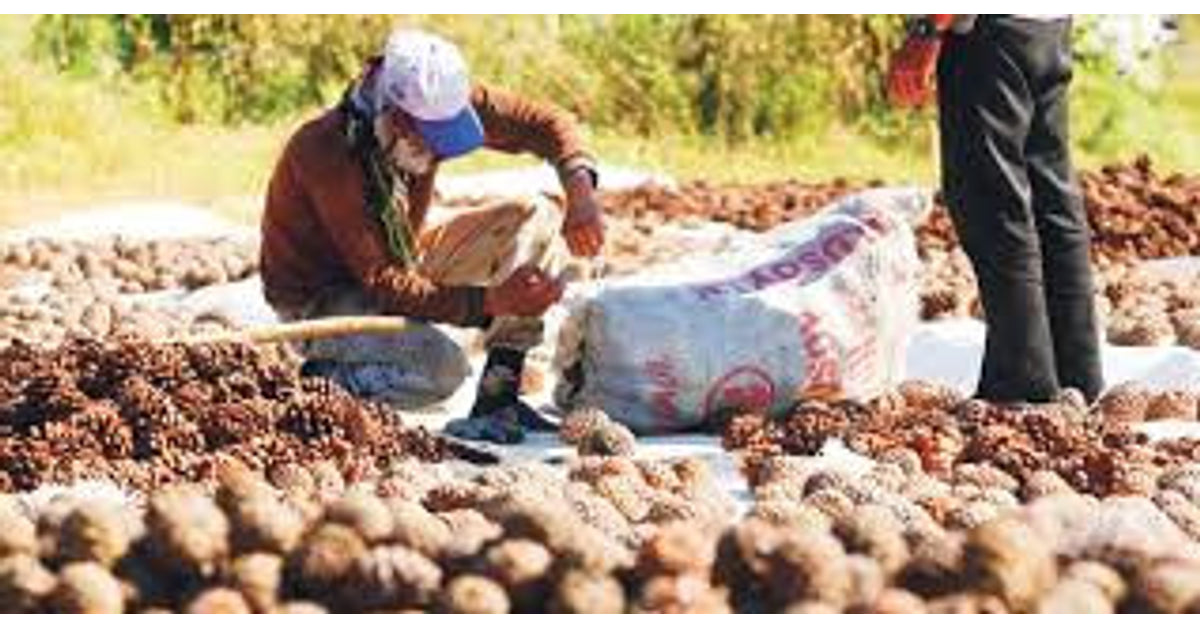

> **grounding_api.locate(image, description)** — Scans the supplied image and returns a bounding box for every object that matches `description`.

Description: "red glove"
[886,15,954,109]
[484,264,564,318]
[886,36,941,108]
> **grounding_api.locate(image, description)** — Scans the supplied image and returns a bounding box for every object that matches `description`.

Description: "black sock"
[470,348,525,416]
[299,358,338,379]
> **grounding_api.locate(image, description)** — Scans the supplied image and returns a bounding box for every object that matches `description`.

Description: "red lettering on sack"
[644,356,681,427]
[821,225,864,262]
[692,210,898,301]
[798,312,841,397]
[771,260,801,280]
[748,268,775,291]
[858,210,891,235]
[696,284,726,300]
[796,248,827,276]
[833,281,880,386]
[702,366,776,417]
[844,342,875,383]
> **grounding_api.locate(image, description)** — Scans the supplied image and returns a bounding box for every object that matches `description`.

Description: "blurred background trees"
[25,15,1184,142]
[1,15,1195,215]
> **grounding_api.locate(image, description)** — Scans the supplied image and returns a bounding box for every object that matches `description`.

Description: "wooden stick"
[171,316,416,346]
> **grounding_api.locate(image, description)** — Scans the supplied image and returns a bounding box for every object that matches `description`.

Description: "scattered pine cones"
[561,407,637,457]
[0,338,474,492]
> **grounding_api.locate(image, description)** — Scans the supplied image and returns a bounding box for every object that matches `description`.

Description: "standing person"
[887,15,1104,403]
[260,29,605,443]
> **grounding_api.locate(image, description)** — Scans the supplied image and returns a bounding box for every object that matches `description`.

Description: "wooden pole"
[170,316,416,346]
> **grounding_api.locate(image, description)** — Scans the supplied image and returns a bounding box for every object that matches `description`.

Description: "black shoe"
[506,399,558,432]
[444,412,526,445]
[299,358,339,379]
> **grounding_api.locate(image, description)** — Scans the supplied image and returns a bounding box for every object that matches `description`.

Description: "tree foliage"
[28,14,1169,149]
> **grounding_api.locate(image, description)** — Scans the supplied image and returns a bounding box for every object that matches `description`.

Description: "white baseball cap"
[377,30,484,159]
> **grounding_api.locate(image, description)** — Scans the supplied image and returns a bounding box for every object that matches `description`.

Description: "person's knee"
[425,342,471,397]
[398,325,470,398]
[355,342,470,408]
[1038,221,1091,254]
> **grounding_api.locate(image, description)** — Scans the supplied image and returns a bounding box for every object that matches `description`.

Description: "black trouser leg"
[937,19,1063,403]
[1020,21,1105,402]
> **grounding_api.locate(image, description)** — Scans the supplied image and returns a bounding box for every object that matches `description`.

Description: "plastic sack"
[553,187,929,434]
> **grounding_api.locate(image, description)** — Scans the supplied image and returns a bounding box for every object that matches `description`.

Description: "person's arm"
[886,14,956,108]
[473,84,605,258]
[473,83,596,184]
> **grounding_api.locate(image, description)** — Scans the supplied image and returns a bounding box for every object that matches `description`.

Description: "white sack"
[554,187,929,434]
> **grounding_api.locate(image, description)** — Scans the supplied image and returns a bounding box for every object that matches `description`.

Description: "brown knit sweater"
[260,82,595,326]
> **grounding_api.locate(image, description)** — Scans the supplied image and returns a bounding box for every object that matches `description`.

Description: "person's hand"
[484,264,565,318]
[886,35,942,109]
[561,170,605,258]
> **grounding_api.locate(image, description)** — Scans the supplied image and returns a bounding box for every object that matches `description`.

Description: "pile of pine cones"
[722,380,1200,498]
[735,459,1200,613]
[913,155,1200,267]
[0,235,257,294]
[2,450,1200,613]
[597,178,871,233]
[0,338,474,494]
[0,235,255,349]
[0,294,238,349]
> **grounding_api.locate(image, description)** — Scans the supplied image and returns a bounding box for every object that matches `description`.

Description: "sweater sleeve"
[473,83,598,187]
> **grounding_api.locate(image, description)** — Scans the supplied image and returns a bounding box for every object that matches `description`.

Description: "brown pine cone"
[550,570,626,614]
[227,493,305,556]
[721,413,781,455]
[1146,390,1198,421]
[483,538,552,609]
[869,588,927,613]
[1132,557,1200,613]
[767,530,851,610]
[0,554,56,612]
[287,523,367,601]
[1108,313,1177,346]
[439,575,510,614]
[144,486,229,578]
[226,552,283,613]
[636,574,730,613]
[963,517,1056,612]
[835,505,909,577]
[1036,578,1114,613]
[185,587,252,614]
[56,501,131,567]
[1096,382,1152,423]
[324,491,394,543]
[897,380,963,413]
[637,523,717,577]
[350,544,443,611]
[47,561,124,614]
[560,407,612,446]
[779,400,850,455]
[577,420,637,457]
[0,505,37,558]
[386,499,453,558]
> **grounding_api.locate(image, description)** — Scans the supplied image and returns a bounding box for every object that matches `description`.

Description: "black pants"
[937,16,1103,403]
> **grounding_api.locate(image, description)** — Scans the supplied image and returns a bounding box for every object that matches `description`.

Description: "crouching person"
[259,30,604,443]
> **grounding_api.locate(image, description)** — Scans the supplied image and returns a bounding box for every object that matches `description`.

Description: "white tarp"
[908,318,1200,394]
